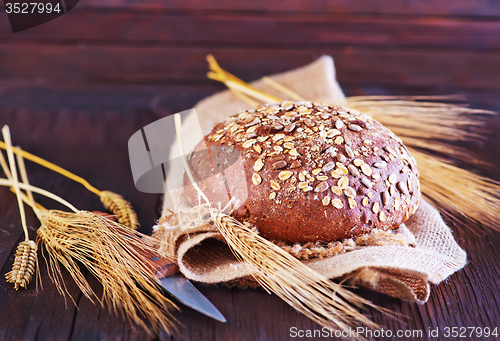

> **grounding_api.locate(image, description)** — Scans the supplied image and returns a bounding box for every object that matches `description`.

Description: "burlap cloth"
[157,56,467,303]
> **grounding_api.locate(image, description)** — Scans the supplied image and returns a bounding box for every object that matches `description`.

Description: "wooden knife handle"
[131,244,180,279]
[151,256,180,278]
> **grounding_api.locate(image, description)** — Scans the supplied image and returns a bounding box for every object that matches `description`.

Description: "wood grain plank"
[1,103,500,341]
[1,44,499,92]
[2,11,500,50]
[75,0,500,17]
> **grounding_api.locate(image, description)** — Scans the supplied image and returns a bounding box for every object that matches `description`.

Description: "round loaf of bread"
[184,101,420,243]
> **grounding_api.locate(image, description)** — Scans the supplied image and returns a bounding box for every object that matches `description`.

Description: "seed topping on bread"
[208,101,420,225]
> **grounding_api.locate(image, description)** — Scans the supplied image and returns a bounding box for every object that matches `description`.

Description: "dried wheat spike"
[100,191,139,230]
[6,240,37,290]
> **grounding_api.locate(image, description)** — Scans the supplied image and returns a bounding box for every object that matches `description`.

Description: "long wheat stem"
[2,126,29,241]
[16,148,35,207]
[2,126,39,290]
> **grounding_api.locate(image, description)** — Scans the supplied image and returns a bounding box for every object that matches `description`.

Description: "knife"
[94,212,226,322]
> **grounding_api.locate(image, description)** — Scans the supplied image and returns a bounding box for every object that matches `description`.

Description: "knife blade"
[149,255,227,323]
[159,273,227,323]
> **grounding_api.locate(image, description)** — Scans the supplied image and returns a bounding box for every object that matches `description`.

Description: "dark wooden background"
[1,1,500,340]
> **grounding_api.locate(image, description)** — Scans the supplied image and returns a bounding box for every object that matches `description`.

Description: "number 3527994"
[5,3,62,14]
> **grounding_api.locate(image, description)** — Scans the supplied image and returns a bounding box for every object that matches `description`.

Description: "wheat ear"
[5,240,37,290]
[100,190,139,230]
[212,213,381,332]
[346,96,493,168]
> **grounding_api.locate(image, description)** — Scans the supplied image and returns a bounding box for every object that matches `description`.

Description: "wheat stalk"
[1,126,39,290]
[206,54,282,104]
[0,141,139,230]
[0,127,179,334]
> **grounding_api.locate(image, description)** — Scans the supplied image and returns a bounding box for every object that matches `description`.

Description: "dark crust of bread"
[184,101,420,243]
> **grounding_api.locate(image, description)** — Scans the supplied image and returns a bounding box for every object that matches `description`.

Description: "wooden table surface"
[1,1,500,340]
